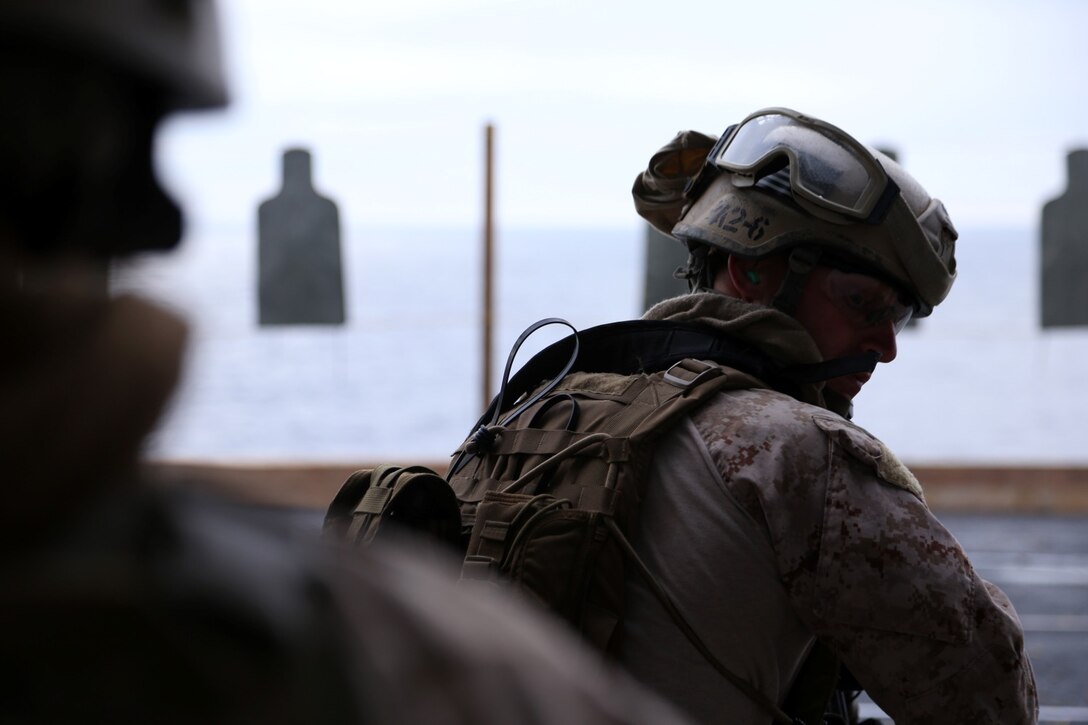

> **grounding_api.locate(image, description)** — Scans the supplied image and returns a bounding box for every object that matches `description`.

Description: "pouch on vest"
[323,464,461,549]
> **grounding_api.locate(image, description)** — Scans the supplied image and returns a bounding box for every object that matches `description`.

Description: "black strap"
[771,247,821,315]
[782,351,878,383]
[450,320,768,477]
[486,318,581,429]
[477,319,874,421]
[479,320,786,419]
[450,318,878,477]
[450,318,581,476]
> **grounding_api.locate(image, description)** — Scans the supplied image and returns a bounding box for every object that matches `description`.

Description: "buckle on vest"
[662,358,721,389]
[461,554,500,582]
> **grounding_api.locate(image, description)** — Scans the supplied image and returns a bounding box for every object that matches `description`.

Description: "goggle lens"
[820,268,914,334]
[711,111,887,220]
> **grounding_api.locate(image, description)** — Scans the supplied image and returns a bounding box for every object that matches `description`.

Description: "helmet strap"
[679,243,713,292]
[770,247,822,315]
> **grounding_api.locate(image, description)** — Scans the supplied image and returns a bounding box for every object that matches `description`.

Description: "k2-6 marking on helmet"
[706,198,772,241]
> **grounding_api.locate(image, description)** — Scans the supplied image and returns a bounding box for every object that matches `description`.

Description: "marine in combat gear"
[340,110,1038,724]
[615,110,1038,723]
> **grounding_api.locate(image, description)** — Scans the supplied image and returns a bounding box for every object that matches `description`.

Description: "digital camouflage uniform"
[616,291,1038,725]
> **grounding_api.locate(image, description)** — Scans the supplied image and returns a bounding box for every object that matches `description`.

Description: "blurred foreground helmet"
[1,0,227,111]
[633,108,958,317]
[0,0,227,258]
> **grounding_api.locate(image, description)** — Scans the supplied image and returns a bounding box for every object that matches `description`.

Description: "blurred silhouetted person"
[0,3,693,723]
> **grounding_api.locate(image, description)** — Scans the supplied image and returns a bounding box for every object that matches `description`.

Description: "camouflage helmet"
[0,0,227,110]
[633,109,958,317]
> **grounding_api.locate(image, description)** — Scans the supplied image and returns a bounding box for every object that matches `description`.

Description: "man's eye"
[868,308,892,324]
[846,292,868,309]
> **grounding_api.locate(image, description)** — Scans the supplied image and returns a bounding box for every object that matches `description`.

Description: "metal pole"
[482,123,495,410]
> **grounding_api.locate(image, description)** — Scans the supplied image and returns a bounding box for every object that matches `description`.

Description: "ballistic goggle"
[698,107,900,225]
[821,266,915,334]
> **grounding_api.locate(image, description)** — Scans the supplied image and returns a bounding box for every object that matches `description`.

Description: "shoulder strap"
[451,319,784,478]
[473,318,878,435]
[477,319,789,429]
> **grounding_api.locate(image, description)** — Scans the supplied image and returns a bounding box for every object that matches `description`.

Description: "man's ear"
[726,255,762,302]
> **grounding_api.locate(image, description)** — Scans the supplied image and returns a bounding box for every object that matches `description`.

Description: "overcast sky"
[158,0,1088,234]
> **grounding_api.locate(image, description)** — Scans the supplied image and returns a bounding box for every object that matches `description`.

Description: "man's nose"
[864,319,898,363]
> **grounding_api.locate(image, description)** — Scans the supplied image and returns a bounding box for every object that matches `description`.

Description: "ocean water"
[112,224,1088,465]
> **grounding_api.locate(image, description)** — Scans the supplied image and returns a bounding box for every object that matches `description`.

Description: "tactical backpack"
[325,319,845,725]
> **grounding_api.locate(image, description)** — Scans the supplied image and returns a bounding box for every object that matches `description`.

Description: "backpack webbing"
[322,319,838,724]
[446,358,795,724]
[449,358,738,636]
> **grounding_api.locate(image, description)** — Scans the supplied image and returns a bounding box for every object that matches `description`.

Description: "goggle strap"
[780,351,880,384]
[863,177,901,225]
[681,125,738,203]
[770,247,822,315]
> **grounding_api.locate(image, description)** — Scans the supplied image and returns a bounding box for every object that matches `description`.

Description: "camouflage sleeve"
[695,390,1038,725]
[770,412,1039,724]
